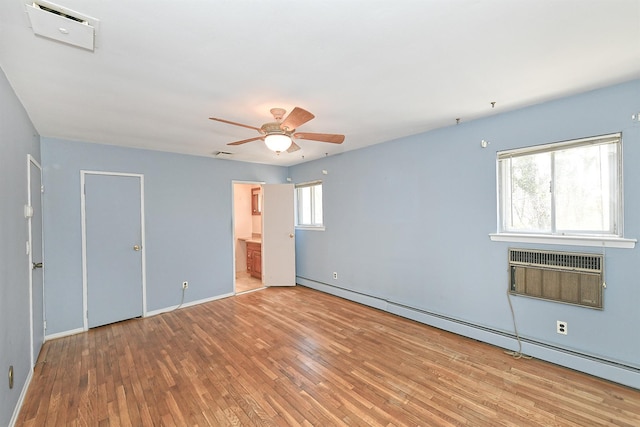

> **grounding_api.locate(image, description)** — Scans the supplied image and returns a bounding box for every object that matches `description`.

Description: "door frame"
[232,180,264,294]
[80,171,147,330]
[27,154,44,367]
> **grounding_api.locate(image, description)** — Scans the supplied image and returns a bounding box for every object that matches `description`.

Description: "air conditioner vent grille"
[509,248,602,273]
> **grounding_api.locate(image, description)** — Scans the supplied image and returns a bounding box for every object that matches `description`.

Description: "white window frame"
[490,133,636,249]
[295,180,325,230]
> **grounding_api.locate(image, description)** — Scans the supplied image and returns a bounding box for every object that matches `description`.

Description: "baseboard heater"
[384,299,637,372]
[297,277,640,387]
[508,248,604,309]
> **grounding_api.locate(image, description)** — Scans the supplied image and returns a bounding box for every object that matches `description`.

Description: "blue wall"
[290,80,640,387]
[7,79,638,426]
[41,139,288,335]
[0,68,41,426]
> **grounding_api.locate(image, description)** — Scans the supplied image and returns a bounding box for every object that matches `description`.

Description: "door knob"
[32,262,43,269]
[133,245,141,251]
[289,233,294,238]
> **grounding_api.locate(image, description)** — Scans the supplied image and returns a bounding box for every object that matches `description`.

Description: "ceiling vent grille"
[34,3,86,24]
[214,151,234,159]
[25,1,99,51]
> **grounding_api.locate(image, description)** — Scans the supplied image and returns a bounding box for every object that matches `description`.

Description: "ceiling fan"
[209,107,345,153]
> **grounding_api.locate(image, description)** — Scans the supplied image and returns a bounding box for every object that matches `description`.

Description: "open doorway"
[233,182,264,294]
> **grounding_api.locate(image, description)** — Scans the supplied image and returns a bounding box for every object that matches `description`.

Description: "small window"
[296,181,323,228]
[497,133,622,237]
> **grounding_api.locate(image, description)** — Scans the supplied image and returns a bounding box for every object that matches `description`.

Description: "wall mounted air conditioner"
[509,248,604,309]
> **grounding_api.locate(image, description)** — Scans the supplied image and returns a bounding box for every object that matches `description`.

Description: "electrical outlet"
[332,272,338,280]
[557,320,567,335]
[182,281,188,290]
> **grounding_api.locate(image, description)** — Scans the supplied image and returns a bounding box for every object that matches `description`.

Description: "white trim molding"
[145,292,235,317]
[295,225,326,231]
[9,368,33,427]
[489,233,636,249]
[80,170,147,330]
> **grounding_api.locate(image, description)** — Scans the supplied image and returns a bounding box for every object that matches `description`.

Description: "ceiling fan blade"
[294,132,345,144]
[287,142,301,153]
[227,136,264,146]
[280,107,315,131]
[210,117,262,132]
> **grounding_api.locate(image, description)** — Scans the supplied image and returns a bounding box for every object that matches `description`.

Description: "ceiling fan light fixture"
[264,134,292,152]
[213,106,344,152]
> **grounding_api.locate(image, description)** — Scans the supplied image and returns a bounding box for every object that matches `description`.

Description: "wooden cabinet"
[246,241,262,279]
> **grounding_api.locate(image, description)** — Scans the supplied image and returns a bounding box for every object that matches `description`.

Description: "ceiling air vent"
[214,151,234,159]
[35,4,85,23]
[25,0,100,51]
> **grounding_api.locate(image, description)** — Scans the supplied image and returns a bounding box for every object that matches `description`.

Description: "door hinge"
[43,320,47,330]
[41,185,44,193]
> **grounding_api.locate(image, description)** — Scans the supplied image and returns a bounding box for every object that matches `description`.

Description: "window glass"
[503,153,551,232]
[296,181,323,227]
[554,143,617,233]
[298,186,311,225]
[498,134,621,237]
[313,184,323,225]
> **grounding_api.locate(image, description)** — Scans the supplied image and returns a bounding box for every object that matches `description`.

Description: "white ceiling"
[1,1,639,166]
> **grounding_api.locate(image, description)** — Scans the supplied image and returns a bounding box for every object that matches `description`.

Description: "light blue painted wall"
[0,68,41,426]
[290,80,640,384]
[41,139,287,335]
[12,78,639,418]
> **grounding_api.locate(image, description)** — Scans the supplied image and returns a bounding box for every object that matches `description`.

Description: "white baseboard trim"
[297,277,640,390]
[44,293,236,339]
[9,365,33,427]
[45,327,85,341]
[145,292,234,317]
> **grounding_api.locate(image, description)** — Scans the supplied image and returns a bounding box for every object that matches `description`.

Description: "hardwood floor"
[17,286,640,426]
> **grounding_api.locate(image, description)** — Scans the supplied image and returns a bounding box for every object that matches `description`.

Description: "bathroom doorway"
[233,182,264,294]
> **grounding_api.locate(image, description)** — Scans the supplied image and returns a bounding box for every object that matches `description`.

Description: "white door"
[28,155,44,366]
[82,172,145,328]
[262,184,296,286]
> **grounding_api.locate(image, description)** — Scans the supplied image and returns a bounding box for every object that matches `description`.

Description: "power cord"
[173,286,186,311]
[504,289,532,360]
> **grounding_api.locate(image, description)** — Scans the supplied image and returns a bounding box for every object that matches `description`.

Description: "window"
[497,133,622,237]
[296,181,323,228]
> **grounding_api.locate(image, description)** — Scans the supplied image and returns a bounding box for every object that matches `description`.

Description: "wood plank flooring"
[17,286,640,426]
